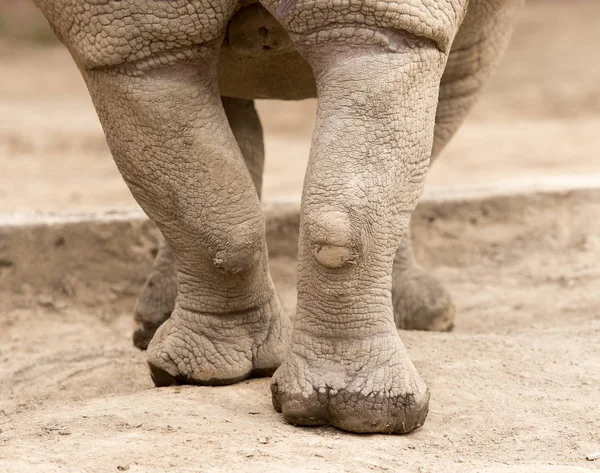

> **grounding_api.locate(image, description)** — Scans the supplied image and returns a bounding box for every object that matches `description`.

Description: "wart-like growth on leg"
[306,209,360,269]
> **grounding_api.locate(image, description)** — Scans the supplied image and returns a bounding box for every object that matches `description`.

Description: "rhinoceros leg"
[391,0,521,332]
[132,239,177,350]
[392,224,456,331]
[132,97,266,350]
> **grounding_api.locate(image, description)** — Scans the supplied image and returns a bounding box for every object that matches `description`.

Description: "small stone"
[586,452,600,461]
[258,437,269,444]
[117,466,130,471]
[559,276,575,288]
[38,296,56,310]
[578,235,600,252]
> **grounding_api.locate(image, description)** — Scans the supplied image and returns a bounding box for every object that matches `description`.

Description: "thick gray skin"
[34,0,520,433]
[132,97,265,350]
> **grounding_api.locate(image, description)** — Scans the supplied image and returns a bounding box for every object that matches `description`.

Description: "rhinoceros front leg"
[271,45,438,434]
[32,0,292,385]
[266,0,469,433]
[132,97,266,350]
[96,64,290,385]
[95,63,291,386]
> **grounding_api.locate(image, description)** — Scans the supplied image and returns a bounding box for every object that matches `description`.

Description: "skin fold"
[33,0,521,433]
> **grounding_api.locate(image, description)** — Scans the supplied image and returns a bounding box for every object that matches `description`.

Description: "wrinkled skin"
[33,0,521,433]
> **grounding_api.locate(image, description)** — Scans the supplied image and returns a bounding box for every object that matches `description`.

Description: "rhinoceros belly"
[218,2,317,100]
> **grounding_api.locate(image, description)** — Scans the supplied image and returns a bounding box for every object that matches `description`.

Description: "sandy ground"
[0,1,600,472]
[1,1,600,211]
[1,190,599,472]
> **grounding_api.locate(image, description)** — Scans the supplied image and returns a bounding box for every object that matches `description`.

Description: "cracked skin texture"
[33,0,521,433]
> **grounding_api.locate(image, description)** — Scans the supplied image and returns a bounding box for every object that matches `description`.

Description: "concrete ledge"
[1,181,599,307]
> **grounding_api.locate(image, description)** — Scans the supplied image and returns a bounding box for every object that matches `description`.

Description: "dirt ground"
[0,1,600,472]
[1,190,599,472]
